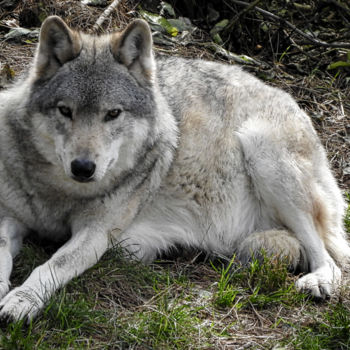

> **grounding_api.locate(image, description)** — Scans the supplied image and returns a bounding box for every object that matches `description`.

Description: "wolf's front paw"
[295,262,341,299]
[0,286,43,322]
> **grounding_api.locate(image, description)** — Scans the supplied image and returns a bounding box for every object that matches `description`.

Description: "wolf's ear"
[34,16,82,80]
[111,19,155,86]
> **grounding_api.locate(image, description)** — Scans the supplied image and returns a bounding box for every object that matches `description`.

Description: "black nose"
[71,158,96,181]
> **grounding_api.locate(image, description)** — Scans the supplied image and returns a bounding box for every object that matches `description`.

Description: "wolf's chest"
[16,186,73,239]
[30,198,72,239]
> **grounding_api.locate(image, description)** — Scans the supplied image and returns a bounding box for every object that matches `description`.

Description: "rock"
[81,0,108,7]
[4,27,39,42]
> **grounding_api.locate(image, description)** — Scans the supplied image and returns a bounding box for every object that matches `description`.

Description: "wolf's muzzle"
[71,158,96,183]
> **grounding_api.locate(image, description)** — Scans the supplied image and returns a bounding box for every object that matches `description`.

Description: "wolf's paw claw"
[0,287,42,323]
[295,263,341,300]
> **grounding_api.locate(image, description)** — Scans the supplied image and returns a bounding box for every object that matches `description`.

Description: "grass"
[0,198,349,348]
[0,291,107,349]
[287,302,350,350]
[212,253,306,310]
[0,245,214,349]
[119,294,204,348]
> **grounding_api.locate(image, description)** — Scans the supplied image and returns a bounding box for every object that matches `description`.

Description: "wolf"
[0,15,348,322]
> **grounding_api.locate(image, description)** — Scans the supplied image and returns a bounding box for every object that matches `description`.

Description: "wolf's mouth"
[71,176,95,183]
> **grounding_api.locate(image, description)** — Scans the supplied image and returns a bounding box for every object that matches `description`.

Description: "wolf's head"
[26,16,175,188]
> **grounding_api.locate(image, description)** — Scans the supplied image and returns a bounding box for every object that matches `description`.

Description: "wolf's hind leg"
[237,230,308,272]
[313,164,350,266]
[238,122,342,298]
[0,217,27,299]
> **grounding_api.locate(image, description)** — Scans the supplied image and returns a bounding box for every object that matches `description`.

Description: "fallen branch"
[228,0,350,48]
[93,0,122,32]
[202,42,269,67]
[228,0,262,30]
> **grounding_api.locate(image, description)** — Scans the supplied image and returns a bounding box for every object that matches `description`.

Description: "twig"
[201,42,269,67]
[93,0,122,32]
[338,92,345,119]
[228,0,350,48]
[228,0,262,29]
[282,29,315,62]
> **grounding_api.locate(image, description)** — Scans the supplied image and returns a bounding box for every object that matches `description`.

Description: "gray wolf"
[0,16,349,322]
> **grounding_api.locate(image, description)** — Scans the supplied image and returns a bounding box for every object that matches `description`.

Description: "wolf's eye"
[58,106,72,120]
[104,109,122,122]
